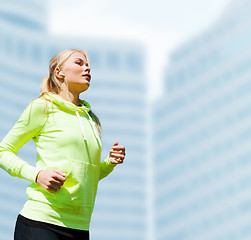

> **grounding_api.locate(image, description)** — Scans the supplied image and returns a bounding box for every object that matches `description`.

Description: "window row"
[0,31,144,73]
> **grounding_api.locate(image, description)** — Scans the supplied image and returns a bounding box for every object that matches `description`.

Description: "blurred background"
[3,0,251,239]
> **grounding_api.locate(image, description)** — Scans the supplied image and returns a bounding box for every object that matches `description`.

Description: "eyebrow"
[75,58,85,61]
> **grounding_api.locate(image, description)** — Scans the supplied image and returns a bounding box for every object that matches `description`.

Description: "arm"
[99,142,126,180]
[99,157,117,180]
[0,99,47,182]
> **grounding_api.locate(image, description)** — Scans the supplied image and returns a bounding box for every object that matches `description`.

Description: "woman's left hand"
[109,142,126,164]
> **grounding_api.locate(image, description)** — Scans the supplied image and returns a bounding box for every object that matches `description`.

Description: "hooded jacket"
[0,92,116,230]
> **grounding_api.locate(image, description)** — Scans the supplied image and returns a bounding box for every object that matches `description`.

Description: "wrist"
[35,170,43,183]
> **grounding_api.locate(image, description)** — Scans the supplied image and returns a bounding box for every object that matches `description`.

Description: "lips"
[82,74,91,81]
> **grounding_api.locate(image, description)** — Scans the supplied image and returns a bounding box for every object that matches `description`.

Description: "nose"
[84,65,90,73]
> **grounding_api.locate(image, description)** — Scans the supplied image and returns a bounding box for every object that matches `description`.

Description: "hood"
[42,92,91,114]
[41,92,101,150]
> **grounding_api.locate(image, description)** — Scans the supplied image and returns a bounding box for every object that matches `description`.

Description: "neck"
[58,88,80,106]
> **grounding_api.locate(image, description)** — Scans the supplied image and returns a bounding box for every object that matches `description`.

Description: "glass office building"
[153,1,251,239]
[0,0,148,239]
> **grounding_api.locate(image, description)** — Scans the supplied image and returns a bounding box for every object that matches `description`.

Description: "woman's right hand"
[35,169,66,192]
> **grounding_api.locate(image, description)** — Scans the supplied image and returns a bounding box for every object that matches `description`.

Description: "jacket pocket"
[53,161,100,207]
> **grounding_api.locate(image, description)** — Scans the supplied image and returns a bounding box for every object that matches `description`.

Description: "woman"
[0,49,126,240]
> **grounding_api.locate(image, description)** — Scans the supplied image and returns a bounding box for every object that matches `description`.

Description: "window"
[126,52,142,72]
[88,50,100,70]
[107,51,120,70]
[17,38,26,59]
[31,43,42,63]
[3,34,13,55]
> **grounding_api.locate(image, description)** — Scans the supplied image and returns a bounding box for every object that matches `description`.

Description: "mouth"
[82,74,91,81]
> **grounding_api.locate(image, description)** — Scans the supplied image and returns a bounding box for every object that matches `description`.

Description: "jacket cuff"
[103,157,117,171]
[20,164,40,183]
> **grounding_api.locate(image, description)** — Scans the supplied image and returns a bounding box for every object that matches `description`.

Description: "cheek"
[66,67,82,78]
[72,66,82,74]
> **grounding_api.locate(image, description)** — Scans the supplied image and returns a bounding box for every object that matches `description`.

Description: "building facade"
[153,0,251,239]
[0,1,148,239]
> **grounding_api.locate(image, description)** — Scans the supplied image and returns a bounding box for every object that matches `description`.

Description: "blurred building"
[153,0,251,239]
[0,0,148,239]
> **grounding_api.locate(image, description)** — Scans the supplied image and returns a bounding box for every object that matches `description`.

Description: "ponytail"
[40,75,61,94]
[89,110,102,138]
[40,76,50,93]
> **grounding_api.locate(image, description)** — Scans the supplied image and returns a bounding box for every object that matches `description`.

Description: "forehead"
[68,51,87,61]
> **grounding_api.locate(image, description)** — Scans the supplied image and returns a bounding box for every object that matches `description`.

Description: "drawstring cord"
[75,111,87,140]
[76,110,91,163]
[75,110,100,143]
[75,110,101,164]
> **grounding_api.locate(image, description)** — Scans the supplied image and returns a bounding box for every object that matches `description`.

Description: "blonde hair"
[41,49,89,94]
[40,48,101,136]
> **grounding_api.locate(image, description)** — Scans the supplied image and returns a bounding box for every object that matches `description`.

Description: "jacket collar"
[42,92,91,114]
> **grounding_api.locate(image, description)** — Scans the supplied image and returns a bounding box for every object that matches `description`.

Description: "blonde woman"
[0,49,126,240]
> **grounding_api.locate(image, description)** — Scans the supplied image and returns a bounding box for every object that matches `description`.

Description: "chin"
[79,85,90,93]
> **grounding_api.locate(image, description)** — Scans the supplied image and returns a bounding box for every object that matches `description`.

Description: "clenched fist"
[109,142,126,164]
[36,169,66,192]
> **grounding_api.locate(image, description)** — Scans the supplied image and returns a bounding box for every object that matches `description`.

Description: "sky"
[49,0,232,100]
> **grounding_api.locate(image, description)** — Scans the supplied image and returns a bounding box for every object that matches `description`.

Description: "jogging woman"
[0,49,126,240]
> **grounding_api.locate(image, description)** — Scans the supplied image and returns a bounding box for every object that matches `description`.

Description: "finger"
[48,186,58,192]
[110,153,125,160]
[52,173,66,183]
[111,149,126,155]
[112,145,125,151]
[110,157,123,164]
[44,184,58,192]
[53,169,66,177]
[50,181,63,190]
[112,144,124,149]
[115,158,124,164]
[110,150,126,157]
[109,157,115,163]
[50,178,64,186]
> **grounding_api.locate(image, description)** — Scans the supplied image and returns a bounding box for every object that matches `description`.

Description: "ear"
[54,67,64,79]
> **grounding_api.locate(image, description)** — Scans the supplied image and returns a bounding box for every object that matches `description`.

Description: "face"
[58,51,91,93]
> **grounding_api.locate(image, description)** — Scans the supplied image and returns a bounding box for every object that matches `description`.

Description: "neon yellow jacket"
[0,92,116,230]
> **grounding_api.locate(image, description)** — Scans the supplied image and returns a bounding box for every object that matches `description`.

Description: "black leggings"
[14,215,90,240]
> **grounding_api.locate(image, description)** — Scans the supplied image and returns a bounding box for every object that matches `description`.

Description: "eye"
[76,61,82,65]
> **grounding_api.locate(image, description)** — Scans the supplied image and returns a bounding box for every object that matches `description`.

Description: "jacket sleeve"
[99,157,117,180]
[0,99,47,182]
